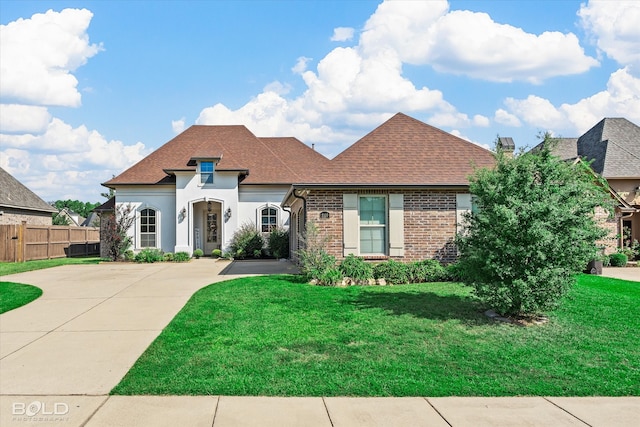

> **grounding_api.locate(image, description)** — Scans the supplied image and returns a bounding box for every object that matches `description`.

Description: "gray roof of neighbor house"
[0,167,57,213]
[533,118,640,178]
[577,118,640,178]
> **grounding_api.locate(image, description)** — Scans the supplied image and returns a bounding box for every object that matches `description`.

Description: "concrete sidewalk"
[1,395,638,426]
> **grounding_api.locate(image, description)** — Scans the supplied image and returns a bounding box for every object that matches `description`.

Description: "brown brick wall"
[303,188,463,263]
[0,208,53,226]
[595,206,618,254]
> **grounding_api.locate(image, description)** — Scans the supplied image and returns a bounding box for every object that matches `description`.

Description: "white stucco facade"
[115,172,290,256]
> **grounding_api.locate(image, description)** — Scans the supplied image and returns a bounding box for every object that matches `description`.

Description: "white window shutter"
[388,194,404,257]
[343,194,358,256]
[456,193,472,234]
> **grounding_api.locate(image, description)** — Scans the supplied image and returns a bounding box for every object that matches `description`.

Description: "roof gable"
[308,113,495,185]
[0,167,57,213]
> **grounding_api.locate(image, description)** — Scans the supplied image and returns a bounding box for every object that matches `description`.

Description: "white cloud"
[172,118,186,134]
[263,81,292,95]
[292,57,312,74]
[1,118,148,201]
[0,8,102,107]
[450,129,491,150]
[579,0,640,74]
[331,27,355,42]
[425,11,598,83]
[494,109,522,127]
[503,67,640,135]
[428,112,489,128]
[0,104,51,133]
[358,1,597,83]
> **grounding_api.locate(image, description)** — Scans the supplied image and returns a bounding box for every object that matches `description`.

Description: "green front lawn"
[112,275,640,396]
[0,282,43,314]
[0,257,101,276]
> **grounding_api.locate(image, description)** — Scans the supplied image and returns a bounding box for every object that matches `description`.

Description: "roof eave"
[0,203,57,213]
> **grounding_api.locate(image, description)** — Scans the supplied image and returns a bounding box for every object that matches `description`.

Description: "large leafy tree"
[457,138,613,316]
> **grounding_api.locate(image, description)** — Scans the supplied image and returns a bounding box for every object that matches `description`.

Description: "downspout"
[291,189,308,260]
[292,188,307,231]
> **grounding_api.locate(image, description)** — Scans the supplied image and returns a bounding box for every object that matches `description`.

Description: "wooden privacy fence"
[0,222,100,262]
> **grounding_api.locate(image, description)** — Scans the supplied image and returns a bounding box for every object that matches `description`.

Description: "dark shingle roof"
[0,167,57,213]
[300,113,496,185]
[104,126,330,186]
[577,118,640,178]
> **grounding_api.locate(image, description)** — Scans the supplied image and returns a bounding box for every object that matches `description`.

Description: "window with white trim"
[200,161,214,185]
[359,196,386,255]
[261,207,278,232]
[140,208,157,247]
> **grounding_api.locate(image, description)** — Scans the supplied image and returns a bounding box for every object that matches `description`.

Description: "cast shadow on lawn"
[351,290,490,326]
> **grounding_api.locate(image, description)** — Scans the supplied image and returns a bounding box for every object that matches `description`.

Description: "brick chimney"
[497,137,515,158]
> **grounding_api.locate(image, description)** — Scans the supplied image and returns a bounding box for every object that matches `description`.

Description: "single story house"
[104,113,495,260]
[0,167,57,225]
[532,117,640,252]
[282,113,496,263]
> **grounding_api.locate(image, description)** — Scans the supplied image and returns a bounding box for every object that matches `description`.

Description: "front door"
[204,212,218,254]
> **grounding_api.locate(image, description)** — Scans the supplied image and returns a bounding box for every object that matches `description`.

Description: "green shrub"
[135,248,163,263]
[297,221,337,282]
[174,252,190,262]
[211,249,222,258]
[253,249,262,258]
[193,249,204,259]
[268,228,289,259]
[610,253,628,267]
[339,254,373,284]
[124,250,135,261]
[163,252,174,262]
[229,222,264,259]
[373,259,410,285]
[456,141,613,316]
[221,251,234,260]
[602,255,610,267]
[302,251,337,282]
[444,262,464,281]
[319,268,343,286]
[408,259,447,283]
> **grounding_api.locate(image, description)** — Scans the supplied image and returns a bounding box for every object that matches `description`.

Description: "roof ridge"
[255,136,304,181]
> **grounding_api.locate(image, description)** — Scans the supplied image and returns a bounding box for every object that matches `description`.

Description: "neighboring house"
[103,126,330,255]
[532,117,640,253]
[282,113,496,263]
[55,208,85,226]
[0,167,57,225]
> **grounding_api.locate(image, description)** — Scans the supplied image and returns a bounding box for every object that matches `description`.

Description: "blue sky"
[1,0,639,203]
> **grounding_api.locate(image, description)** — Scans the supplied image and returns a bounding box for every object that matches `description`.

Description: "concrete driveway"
[0,259,265,395]
[601,266,640,282]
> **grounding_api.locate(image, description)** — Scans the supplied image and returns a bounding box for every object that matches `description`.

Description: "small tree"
[296,221,337,283]
[457,138,613,316]
[102,204,135,261]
